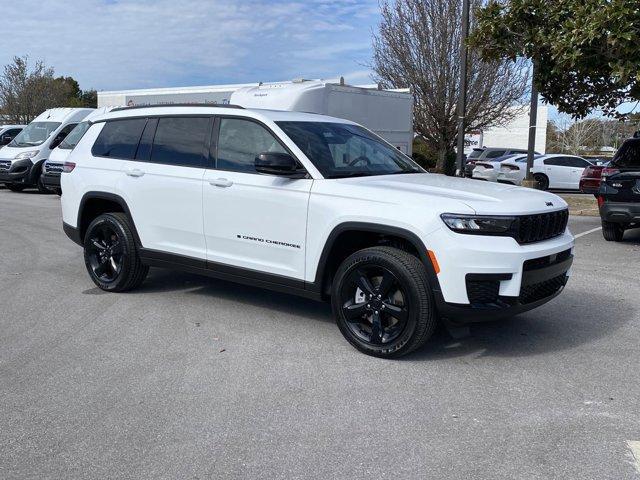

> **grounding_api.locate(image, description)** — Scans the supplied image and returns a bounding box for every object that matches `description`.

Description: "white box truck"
[98,79,414,155]
[231,80,413,154]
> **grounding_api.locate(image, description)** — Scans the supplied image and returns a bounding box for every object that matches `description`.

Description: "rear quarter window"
[612,139,640,168]
[92,119,147,159]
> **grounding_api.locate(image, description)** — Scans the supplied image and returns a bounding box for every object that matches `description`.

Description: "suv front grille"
[519,274,567,304]
[0,160,11,171]
[516,209,569,244]
[45,162,63,174]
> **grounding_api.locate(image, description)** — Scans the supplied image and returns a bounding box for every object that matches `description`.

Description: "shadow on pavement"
[140,268,334,324]
[140,269,633,360]
[407,288,634,361]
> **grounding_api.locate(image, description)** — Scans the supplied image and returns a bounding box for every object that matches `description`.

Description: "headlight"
[14,151,39,160]
[441,213,518,235]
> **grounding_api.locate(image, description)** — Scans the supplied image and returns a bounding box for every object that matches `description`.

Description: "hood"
[329,173,568,215]
[47,147,71,164]
[0,145,43,163]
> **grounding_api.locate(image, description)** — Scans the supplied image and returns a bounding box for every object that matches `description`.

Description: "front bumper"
[426,226,574,323]
[0,159,35,185]
[599,202,640,223]
[42,172,61,189]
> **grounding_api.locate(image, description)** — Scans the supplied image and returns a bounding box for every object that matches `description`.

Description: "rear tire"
[36,172,50,194]
[534,173,549,190]
[6,184,25,192]
[602,221,624,242]
[331,246,437,358]
[83,212,148,292]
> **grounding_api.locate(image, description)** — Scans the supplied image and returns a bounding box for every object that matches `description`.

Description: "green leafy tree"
[0,57,97,122]
[469,0,640,119]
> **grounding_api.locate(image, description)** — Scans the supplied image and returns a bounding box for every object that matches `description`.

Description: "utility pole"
[455,0,471,177]
[522,60,539,188]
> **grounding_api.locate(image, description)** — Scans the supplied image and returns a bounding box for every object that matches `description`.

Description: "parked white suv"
[61,105,574,357]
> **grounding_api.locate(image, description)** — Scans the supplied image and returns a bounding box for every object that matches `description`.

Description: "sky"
[0,0,380,92]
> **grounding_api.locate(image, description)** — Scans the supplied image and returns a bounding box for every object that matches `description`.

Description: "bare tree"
[371,0,530,172]
[0,56,72,124]
[549,115,603,154]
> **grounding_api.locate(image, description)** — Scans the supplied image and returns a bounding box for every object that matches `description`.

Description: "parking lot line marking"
[574,226,602,239]
[627,441,640,475]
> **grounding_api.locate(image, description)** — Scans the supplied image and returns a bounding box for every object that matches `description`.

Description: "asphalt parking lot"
[1,189,639,480]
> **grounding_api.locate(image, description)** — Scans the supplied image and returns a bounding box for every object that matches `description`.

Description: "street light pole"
[522,59,539,188]
[455,0,471,177]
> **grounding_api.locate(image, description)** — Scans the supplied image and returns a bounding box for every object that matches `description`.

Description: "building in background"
[464,106,549,154]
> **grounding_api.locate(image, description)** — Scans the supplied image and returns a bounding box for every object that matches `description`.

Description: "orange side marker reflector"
[427,250,440,274]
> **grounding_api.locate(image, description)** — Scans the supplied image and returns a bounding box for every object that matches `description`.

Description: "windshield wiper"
[387,169,422,174]
[326,172,376,179]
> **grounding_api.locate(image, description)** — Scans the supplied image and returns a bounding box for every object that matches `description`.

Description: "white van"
[0,108,93,192]
[42,107,117,195]
[0,125,26,148]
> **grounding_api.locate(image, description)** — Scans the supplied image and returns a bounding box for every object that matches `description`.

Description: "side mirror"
[255,152,305,178]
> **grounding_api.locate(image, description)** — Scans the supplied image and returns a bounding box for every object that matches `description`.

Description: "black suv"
[598,134,640,241]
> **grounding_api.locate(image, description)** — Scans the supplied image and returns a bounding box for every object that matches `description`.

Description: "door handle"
[209,178,233,188]
[125,168,145,177]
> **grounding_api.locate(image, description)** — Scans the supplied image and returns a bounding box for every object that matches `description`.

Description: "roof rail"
[110,103,244,112]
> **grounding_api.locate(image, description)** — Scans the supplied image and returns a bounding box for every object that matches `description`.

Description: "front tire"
[83,212,148,291]
[602,221,624,242]
[36,172,50,194]
[534,173,549,190]
[331,246,437,358]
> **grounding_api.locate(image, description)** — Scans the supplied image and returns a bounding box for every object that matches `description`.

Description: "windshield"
[9,122,61,147]
[276,121,422,178]
[59,121,90,150]
[467,149,483,159]
[612,139,640,168]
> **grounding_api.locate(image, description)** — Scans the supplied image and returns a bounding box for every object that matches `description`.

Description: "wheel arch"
[77,192,142,246]
[28,159,47,185]
[311,222,441,299]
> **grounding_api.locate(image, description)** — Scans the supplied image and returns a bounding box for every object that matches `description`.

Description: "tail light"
[476,162,493,169]
[597,196,605,207]
[601,167,620,178]
[62,162,76,173]
[502,164,520,171]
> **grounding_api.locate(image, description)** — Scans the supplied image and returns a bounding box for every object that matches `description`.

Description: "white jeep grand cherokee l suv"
[61,105,574,358]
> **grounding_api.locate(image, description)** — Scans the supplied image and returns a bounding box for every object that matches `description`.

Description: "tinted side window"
[569,158,590,168]
[612,139,640,168]
[544,157,567,166]
[217,118,287,173]
[92,119,147,159]
[6,129,22,137]
[150,117,210,167]
[50,123,78,149]
[485,150,507,158]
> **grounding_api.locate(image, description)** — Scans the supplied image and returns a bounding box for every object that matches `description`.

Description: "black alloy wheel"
[332,246,436,358]
[86,223,125,283]
[83,213,148,291]
[340,265,409,346]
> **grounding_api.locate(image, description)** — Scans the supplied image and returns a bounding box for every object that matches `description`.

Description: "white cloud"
[0,0,380,90]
